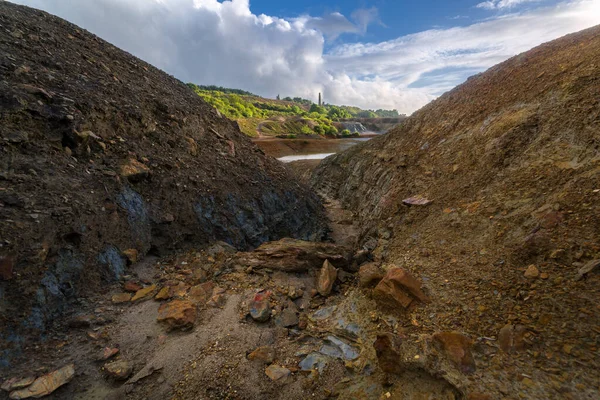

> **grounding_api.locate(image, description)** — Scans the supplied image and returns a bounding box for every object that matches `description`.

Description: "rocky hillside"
[0,1,325,355]
[312,26,600,398]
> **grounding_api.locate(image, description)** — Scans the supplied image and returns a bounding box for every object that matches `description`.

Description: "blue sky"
[11,0,600,113]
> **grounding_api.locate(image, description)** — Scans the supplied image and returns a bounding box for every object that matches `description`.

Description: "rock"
[498,324,528,353]
[207,241,237,257]
[432,332,476,374]
[8,364,74,399]
[287,286,303,300]
[154,287,171,301]
[309,306,337,322]
[316,260,337,296]
[131,285,156,301]
[104,360,133,380]
[540,272,549,279]
[234,238,352,272]
[188,282,214,304]
[373,266,429,310]
[249,291,271,322]
[98,347,119,361]
[123,280,142,293]
[1,377,35,392]
[0,255,15,281]
[276,308,299,327]
[373,333,404,375]
[248,346,275,364]
[298,353,329,373]
[157,300,197,330]
[524,265,540,278]
[122,249,138,264]
[575,259,600,280]
[119,158,150,182]
[402,195,432,206]
[265,365,290,381]
[353,249,371,267]
[320,336,360,361]
[358,263,384,288]
[69,314,94,328]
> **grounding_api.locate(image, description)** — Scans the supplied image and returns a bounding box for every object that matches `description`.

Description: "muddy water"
[253,137,371,161]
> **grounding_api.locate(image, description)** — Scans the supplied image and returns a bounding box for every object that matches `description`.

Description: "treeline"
[188,84,256,97]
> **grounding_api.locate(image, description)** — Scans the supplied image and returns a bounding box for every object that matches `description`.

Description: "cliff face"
[0,2,325,340]
[312,26,600,397]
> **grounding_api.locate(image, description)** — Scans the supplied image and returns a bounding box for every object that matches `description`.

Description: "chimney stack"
[318,92,322,107]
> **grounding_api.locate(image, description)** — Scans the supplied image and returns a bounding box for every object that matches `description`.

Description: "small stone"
[120,158,150,182]
[276,308,299,328]
[8,365,74,399]
[123,281,142,293]
[298,353,329,373]
[265,365,290,381]
[498,324,528,353]
[249,291,271,322]
[154,287,171,301]
[317,260,338,296]
[189,282,214,304]
[373,266,429,310]
[288,286,303,300]
[358,263,384,288]
[248,346,275,364]
[432,332,476,374]
[98,347,119,361]
[562,344,574,355]
[131,285,157,301]
[540,273,549,280]
[0,255,15,281]
[157,300,197,330]
[575,259,600,280]
[122,249,138,264]
[524,265,540,279]
[104,360,133,380]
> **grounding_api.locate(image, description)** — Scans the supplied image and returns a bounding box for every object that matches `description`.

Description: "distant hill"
[187,83,404,137]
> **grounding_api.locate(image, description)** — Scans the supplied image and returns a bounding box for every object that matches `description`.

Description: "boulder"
[373,266,428,310]
[157,300,197,330]
[234,238,352,272]
[316,260,337,296]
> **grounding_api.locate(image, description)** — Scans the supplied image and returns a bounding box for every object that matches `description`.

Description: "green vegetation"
[187,83,402,137]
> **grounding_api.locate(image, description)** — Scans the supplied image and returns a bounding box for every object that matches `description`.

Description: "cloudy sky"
[10,0,600,114]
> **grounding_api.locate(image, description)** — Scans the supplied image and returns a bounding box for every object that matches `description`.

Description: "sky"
[9,0,600,114]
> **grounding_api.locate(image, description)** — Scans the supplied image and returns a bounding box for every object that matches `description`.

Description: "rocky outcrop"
[0,1,326,364]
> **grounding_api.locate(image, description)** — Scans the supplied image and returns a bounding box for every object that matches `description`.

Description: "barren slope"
[312,26,600,398]
[0,1,325,364]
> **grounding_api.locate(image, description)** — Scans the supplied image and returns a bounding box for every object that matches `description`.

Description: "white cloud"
[477,0,542,10]
[8,0,600,114]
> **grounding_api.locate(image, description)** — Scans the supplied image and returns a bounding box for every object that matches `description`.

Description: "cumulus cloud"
[8,0,600,114]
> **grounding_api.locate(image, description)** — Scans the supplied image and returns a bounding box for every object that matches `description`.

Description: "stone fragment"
[498,324,528,353]
[373,333,405,375]
[69,314,94,328]
[8,364,74,399]
[123,281,142,293]
[309,306,337,322]
[234,238,352,272]
[276,308,298,327]
[432,332,476,374]
[157,300,197,330]
[287,286,303,300]
[131,285,156,301]
[1,377,35,392]
[248,346,275,364]
[122,249,138,264]
[104,360,133,380]
[298,353,329,373]
[189,282,214,304]
[373,266,429,310]
[402,195,432,206]
[317,260,337,296]
[320,336,359,361]
[249,291,271,322]
[575,259,600,280]
[524,265,540,279]
[154,287,171,301]
[265,365,290,381]
[358,263,384,288]
[98,347,119,361]
[119,158,150,182]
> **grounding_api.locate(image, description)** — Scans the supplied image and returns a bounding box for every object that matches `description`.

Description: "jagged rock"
[234,238,352,272]
[248,346,275,364]
[131,285,157,301]
[358,263,384,288]
[120,158,150,182]
[373,333,405,375]
[287,286,303,300]
[498,324,528,353]
[104,360,133,380]
[265,365,290,381]
[122,249,138,264]
[309,306,337,322]
[373,266,428,310]
[316,260,337,296]
[8,364,74,399]
[402,195,433,206]
[154,287,171,301]
[276,308,299,327]
[1,377,35,392]
[123,280,142,292]
[188,282,214,304]
[157,300,197,330]
[249,291,271,322]
[298,353,329,373]
[98,347,119,361]
[320,336,360,361]
[432,332,476,374]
